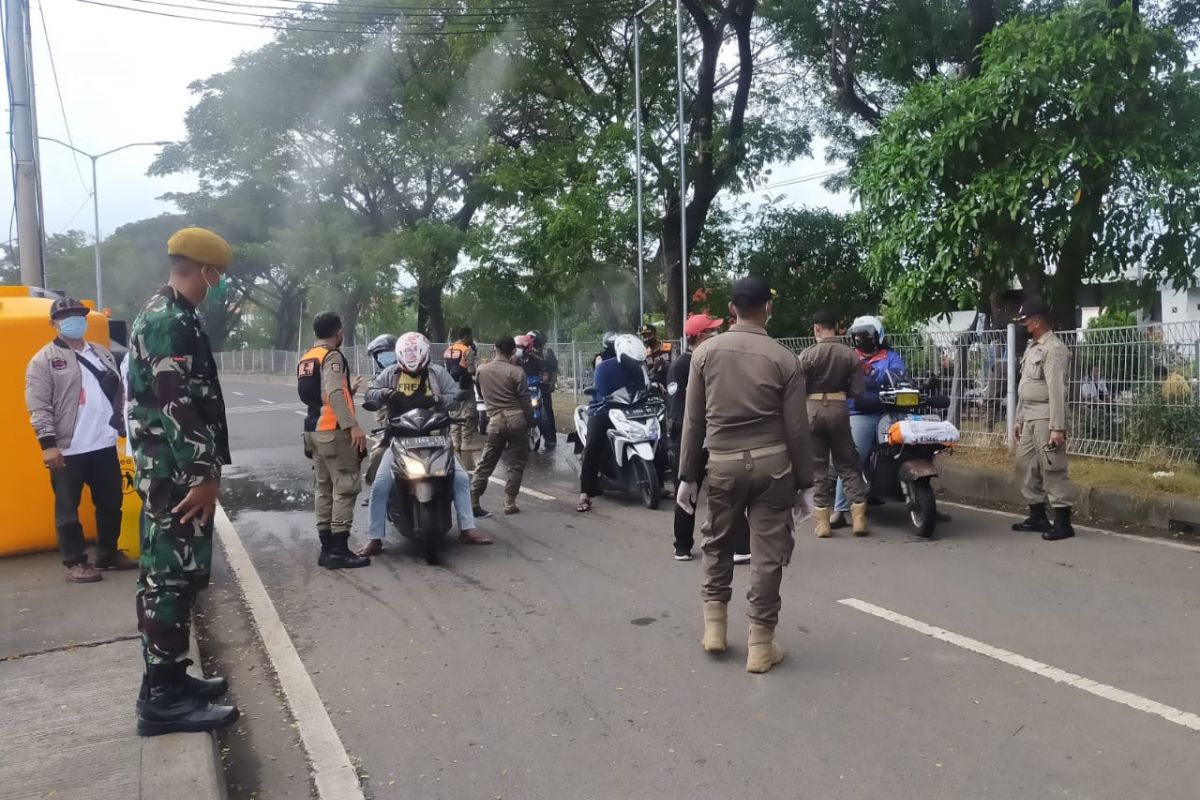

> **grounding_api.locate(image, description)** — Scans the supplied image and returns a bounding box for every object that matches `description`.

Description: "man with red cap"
[666,313,750,563]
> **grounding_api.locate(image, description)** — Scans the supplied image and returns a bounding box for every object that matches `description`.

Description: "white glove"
[793,487,815,524]
[676,481,699,515]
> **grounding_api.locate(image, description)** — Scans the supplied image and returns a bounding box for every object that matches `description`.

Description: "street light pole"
[632,13,645,326]
[38,138,172,307]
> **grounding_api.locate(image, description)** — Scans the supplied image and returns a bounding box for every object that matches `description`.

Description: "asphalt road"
[212,378,1199,800]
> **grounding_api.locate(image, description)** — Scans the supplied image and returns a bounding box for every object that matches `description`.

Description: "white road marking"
[839,597,1200,732]
[226,402,308,416]
[214,507,366,799]
[939,500,1200,553]
[294,410,307,416]
[232,391,245,396]
[257,398,276,405]
[488,476,555,501]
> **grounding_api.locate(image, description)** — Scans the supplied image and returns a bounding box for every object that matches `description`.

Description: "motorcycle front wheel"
[634,457,660,510]
[908,478,937,538]
[416,501,441,565]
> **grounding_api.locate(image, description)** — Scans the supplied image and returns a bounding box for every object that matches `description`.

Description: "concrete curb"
[937,458,1200,536]
[138,630,228,800]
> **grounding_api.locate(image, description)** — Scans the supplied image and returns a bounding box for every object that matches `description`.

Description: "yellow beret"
[167,227,234,271]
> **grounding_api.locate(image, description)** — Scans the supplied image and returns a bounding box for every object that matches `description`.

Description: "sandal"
[576,496,593,513]
[356,539,384,557]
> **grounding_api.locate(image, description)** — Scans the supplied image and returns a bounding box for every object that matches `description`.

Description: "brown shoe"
[94,550,138,570]
[459,529,493,545]
[66,562,102,583]
[356,538,384,557]
[503,496,521,515]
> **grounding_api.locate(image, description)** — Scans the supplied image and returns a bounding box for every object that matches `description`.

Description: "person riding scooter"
[594,331,618,369]
[831,316,907,529]
[577,334,647,513]
[358,332,492,555]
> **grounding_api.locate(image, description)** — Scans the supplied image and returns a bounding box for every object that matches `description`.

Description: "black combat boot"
[136,659,229,712]
[1043,507,1076,541]
[1012,503,1052,533]
[136,663,239,737]
[319,531,371,569]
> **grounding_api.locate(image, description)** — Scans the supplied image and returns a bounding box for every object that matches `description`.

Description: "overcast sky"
[3,1,850,246]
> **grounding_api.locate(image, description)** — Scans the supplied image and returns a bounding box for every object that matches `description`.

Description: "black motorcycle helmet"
[601,331,618,360]
[367,333,398,371]
[528,329,545,348]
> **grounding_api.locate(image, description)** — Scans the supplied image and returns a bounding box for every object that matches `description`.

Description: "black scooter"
[382,407,457,564]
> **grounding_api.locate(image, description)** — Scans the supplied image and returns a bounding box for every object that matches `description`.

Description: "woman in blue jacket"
[832,316,907,528]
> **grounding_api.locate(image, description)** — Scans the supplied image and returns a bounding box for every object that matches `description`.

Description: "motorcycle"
[381,407,457,564]
[527,375,544,452]
[867,379,959,538]
[567,387,664,509]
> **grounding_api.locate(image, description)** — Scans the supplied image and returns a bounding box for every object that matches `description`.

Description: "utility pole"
[5,0,45,286]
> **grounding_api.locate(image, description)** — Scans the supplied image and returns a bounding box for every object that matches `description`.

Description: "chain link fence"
[217,322,1200,465]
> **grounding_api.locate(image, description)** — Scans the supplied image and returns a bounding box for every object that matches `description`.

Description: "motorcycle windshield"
[389,408,451,436]
[605,387,649,408]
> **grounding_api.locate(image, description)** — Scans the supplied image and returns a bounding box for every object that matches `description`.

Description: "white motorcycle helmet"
[613,333,647,371]
[849,315,885,354]
[395,332,431,375]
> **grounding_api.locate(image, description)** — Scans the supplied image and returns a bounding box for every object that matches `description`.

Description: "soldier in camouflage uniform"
[128,227,239,736]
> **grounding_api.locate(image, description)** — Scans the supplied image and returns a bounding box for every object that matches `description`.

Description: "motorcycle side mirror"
[926,395,952,409]
[584,387,597,397]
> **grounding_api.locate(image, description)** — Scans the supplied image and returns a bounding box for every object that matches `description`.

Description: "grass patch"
[950,445,1200,500]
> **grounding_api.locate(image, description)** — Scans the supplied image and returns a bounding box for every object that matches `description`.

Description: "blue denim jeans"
[368,448,475,540]
[835,414,881,513]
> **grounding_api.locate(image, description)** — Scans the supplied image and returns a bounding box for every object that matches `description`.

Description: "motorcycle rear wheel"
[908,479,937,538]
[634,457,660,510]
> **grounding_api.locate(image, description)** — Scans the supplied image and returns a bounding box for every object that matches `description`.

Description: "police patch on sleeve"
[667,381,678,396]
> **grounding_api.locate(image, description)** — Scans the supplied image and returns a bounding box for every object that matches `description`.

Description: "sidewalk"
[0,552,225,800]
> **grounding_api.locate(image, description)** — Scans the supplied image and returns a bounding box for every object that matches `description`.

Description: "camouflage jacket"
[128,286,230,485]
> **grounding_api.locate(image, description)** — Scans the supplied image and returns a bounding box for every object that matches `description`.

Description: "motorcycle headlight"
[403,456,428,477]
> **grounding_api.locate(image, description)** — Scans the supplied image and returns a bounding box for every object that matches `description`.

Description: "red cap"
[684,313,723,338]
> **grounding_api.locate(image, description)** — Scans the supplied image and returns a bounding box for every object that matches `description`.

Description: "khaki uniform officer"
[1011,300,1075,541]
[470,336,535,516]
[799,310,869,538]
[677,276,814,674]
[297,311,371,569]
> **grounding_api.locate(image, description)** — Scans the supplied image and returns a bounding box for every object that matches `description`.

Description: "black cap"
[730,275,773,308]
[50,297,88,320]
[812,309,838,327]
[639,323,657,339]
[1016,300,1052,321]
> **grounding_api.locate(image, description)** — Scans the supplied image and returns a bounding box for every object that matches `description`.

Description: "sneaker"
[472,505,493,519]
[673,547,693,562]
[66,562,102,583]
[732,553,751,565]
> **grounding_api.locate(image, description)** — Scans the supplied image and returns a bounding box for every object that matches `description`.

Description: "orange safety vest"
[297,345,356,432]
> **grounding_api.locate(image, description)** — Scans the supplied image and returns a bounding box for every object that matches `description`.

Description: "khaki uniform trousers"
[701,448,796,628]
[808,399,867,509]
[1016,417,1073,508]
[469,410,530,503]
[305,429,363,533]
[451,398,481,471]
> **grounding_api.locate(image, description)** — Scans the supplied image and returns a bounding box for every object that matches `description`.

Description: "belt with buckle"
[807,392,847,401]
[707,443,788,463]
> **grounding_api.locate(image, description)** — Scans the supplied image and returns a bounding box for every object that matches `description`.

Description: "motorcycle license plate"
[403,435,450,448]
[895,392,919,407]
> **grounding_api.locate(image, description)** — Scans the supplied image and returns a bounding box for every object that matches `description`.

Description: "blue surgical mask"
[57,316,88,339]
[377,351,397,368]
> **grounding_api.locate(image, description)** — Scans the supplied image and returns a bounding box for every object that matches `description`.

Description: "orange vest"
[297,345,356,432]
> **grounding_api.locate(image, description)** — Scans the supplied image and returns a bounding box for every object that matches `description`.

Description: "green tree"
[854,0,1200,329]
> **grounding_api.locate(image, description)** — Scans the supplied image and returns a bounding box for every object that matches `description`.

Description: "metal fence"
[217,322,1200,465]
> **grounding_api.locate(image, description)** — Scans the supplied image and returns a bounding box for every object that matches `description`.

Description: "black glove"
[411,394,436,409]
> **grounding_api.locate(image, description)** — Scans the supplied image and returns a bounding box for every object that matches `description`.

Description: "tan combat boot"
[814,507,832,538]
[701,601,728,653]
[503,495,521,515]
[746,623,785,673]
[851,502,870,537]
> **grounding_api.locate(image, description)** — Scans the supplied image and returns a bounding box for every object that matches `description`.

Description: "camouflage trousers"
[135,477,213,668]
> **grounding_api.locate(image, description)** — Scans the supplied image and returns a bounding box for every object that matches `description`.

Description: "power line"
[36,0,91,196]
[185,0,631,19]
[758,167,845,191]
[76,0,629,35]
[57,190,94,233]
[120,0,626,25]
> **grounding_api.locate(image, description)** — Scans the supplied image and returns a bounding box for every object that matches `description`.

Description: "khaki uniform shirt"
[678,323,813,489]
[476,358,534,425]
[799,338,865,397]
[1017,330,1070,431]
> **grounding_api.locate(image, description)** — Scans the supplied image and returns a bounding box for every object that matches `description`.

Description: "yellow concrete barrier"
[0,286,142,558]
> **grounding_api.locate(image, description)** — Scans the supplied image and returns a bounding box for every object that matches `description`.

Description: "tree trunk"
[341,300,361,348]
[416,282,447,342]
[271,288,305,351]
[962,0,997,79]
[593,282,622,332]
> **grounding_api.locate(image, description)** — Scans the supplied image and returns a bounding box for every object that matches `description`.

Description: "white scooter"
[567,387,663,509]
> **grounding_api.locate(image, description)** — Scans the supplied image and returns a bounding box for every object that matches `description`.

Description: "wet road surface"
[212,378,1199,799]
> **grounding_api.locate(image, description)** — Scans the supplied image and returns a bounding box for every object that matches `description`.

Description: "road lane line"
[838,597,1200,732]
[257,398,276,405]
[232,391,245,396]
[488,476,555,501]
[938,500,1200,553]
[294,410,306,416]
[214,507,366,799]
